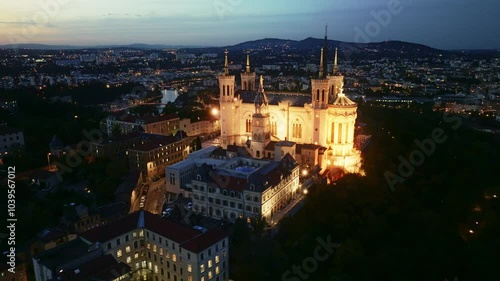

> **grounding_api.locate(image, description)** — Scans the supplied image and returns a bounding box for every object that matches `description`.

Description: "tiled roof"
[80,212,140,243]
[181,229,227,253]
[238,91,311,107]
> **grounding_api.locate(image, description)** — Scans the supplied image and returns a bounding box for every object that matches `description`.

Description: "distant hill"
[0,38,450,58]
[224,37,445,55]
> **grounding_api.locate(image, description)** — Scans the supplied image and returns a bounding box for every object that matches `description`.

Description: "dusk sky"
[1,0,499,50]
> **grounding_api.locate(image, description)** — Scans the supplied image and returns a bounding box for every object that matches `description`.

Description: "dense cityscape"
[0,1,499,281]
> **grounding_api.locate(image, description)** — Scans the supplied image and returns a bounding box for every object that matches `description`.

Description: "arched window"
[338,123,343,144]
[243,81,247,90]
[256,151,260,158]
[226,85,230,96]
[271,121,277,136]
[345,124,349,143]
[316,89,320,101]
[331,122,335,142]
[222,85,225,96]
[321,89,325,103]
[246,119,252,133]
[292,123,302,138]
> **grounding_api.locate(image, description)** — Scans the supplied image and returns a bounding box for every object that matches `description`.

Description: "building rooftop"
[0,126,22,135]
[80,211,227,254]
[59,254,130,281]
[238,91,311,107]
[34,237,92,269]
[128,135,182,152]
[109,112,179,124]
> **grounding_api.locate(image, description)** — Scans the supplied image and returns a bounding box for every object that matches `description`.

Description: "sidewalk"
[270,194,305,225]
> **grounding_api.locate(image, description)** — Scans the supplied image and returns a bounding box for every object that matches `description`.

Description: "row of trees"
[229,104,500,281]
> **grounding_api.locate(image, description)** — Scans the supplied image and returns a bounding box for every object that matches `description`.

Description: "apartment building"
[107,113,180,136]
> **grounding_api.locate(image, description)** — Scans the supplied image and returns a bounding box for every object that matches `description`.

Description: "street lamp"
[47,152,52,170]
[211,107,219,117]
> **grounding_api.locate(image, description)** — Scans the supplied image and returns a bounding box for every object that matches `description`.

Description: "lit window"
[208,259,213,268]
[215,266,220,274]
[126,246,131,253]
[200,264,205,273]
[153,244,157,252]
[172,254,177,262]
[208,271,213,279]
[187,264,192,273]
[215,255,220,263]
[117,250,122,258]
[126,256,131,263]
[139,230,144,237]
[159,247,163,255]
[135,252,139,259]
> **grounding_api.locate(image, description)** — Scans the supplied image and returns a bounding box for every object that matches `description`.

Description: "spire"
[224,49,229,76]
[319,48,324,79]
[333,47,338,75]
[254,75,268,113]
[245,50,251,73]
[322,24,329,78]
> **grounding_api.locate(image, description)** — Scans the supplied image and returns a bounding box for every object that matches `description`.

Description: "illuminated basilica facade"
[218,39,362,174]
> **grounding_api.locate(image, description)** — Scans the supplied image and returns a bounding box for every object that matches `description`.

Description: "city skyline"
[1,0,499,50]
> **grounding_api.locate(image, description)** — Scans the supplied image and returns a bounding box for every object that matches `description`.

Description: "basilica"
[217,38,362,175]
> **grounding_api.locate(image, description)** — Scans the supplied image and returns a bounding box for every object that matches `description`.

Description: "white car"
[139,202,144,208]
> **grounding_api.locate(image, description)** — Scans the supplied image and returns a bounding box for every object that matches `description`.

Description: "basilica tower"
[324,85,361,174]
[250,76,271,159]
[241,50,256,91]
[311,47,331,146]
[219,49,237,148]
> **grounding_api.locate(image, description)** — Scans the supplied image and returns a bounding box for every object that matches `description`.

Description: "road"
[130,178,166,214]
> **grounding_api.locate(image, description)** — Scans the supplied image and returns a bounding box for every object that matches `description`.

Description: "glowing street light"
[303,189,308,195]
[47,152,52,170]
[302,169,308,176]
[211,108,219,117]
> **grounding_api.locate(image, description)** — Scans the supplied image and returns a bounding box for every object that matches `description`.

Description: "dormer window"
[196,174,201,181]
[249,184,255,191]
